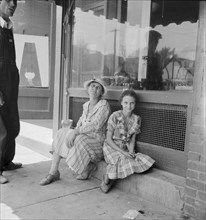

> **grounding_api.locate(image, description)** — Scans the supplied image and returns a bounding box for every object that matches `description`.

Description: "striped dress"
[51,99,110,175]
[103,110,155,180]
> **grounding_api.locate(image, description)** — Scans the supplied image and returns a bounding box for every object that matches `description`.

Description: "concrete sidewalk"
[1,144,184,220]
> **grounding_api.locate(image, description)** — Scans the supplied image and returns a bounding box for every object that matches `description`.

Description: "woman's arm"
[77,103,110,135]
[75,104,87,128]
[65,129,79,148]
[66,101,110,146]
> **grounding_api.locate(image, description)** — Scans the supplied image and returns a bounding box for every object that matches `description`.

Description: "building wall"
[184,2,206,219]
[184,96,206,220]
[62,1,205,218]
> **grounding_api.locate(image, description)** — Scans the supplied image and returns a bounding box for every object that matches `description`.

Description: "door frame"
[18,1,56,119]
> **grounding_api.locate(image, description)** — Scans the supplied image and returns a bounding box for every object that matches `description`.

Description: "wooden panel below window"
[69,94,189,177]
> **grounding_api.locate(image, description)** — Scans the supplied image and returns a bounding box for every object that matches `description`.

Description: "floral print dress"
[103,110,155,180]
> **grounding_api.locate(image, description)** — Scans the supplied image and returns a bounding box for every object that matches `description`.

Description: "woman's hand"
[65,129,79,148]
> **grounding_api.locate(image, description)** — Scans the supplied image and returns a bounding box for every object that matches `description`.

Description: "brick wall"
[184,107,206,219]
[184,2,206,217]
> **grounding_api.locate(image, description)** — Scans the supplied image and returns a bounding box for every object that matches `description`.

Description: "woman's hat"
[84,78,107,96]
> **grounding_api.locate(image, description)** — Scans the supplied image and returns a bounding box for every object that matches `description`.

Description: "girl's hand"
[129,152,136,158]
[123,151,134,159]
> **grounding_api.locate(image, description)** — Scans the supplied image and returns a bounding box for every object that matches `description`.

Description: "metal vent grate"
[136,103,187,151]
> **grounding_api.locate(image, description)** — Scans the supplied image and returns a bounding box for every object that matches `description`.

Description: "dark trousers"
[0,27,20,172]
[0,114,7,171]
[0,109,19,172]
[0,64,20,172]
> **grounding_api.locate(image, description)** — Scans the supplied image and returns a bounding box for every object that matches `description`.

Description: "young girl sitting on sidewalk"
[101,89,155,193]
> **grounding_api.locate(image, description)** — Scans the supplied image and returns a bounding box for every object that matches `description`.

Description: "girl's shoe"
[40,170,60,186]
[100,177,114,193]
[76,163,97,180]
[103,174,109,184]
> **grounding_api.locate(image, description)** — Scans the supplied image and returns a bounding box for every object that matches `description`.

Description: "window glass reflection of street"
[71,0,198,91]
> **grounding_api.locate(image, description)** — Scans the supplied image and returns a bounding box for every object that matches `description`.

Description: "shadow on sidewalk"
[1,145,183,220]
[1,145,103,220]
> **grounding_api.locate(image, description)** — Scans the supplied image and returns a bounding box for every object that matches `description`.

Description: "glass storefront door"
[13,0,58,119]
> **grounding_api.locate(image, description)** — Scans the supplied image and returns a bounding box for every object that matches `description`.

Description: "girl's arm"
[106,130,133,159]
[127,133,137,157]
[127,115,141,156]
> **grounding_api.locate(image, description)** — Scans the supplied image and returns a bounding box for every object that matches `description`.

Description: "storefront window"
[145,0,199,91]
[71,0,199,91]
[13,0,51,88]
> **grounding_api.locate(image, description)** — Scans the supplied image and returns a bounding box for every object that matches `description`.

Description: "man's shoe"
[3,162,22,171]
[40,170,60,186]
[0,174,8,184]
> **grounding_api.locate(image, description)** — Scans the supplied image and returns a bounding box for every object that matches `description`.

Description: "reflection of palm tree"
[158,47,182,80]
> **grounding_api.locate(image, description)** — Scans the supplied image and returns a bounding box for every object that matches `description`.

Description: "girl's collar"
[121,110,132,118]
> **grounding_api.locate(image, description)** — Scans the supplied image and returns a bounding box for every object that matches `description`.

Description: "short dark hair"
[119,89,138,104]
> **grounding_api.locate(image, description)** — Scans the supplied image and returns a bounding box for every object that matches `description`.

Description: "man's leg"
[2,110,21,170]
[3,75,21,170]
[0,115,8,184]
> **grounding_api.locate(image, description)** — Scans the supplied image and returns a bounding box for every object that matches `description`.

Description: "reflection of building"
[162,56,195,90]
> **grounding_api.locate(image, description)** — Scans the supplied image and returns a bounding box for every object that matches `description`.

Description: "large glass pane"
[71,0,151,89]
[71,0,106,87]
[13,0,51,88]
[143,0,199,91]
[71,0,199,91]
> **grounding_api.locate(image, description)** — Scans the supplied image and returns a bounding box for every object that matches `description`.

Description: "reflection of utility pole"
[110,29,119,73]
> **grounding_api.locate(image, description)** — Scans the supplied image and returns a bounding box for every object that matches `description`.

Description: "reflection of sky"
[156,22,198,60]
[73,8,148,58]
[74,7,198,61]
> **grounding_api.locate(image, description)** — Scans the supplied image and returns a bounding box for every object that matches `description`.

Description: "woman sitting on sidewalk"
[40,78,110,185]
[100,89,155,193]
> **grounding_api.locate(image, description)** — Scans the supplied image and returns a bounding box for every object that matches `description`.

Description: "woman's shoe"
[76,163,97,180]
[40,170,60,186]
